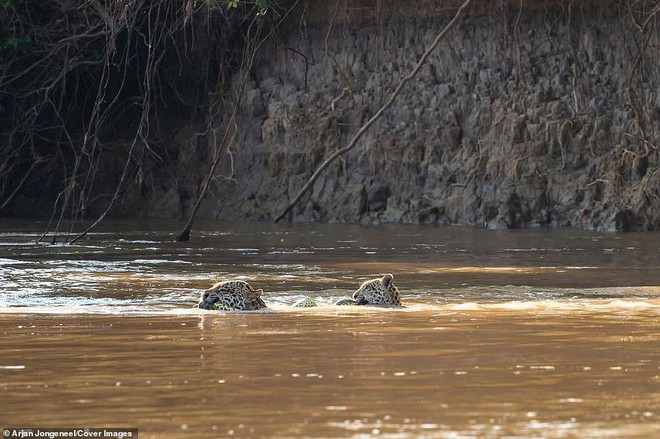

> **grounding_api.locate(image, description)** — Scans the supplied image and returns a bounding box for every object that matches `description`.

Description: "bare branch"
[273,0,473,223]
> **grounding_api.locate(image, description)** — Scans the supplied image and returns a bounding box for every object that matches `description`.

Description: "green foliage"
[1,0,24,10]
[1,0,30,52]
[0,35,31,52]
[226,0,267,12]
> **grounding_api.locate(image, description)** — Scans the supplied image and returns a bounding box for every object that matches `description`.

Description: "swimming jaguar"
[196,274,401,310]
[292,274,401,307]
[197,280,267,311]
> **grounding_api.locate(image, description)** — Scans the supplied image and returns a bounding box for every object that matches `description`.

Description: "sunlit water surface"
[1,219,660,437]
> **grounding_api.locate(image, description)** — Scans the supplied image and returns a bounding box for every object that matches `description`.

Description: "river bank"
[5,1,660,231]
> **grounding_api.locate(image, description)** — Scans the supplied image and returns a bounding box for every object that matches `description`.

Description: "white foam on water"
[5,295,660,317]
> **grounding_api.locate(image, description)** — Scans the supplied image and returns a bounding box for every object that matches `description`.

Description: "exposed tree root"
[175,0,302,241]
[0,1,257,243]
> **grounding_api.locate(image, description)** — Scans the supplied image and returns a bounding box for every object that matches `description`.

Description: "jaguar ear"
[381,274,394,288]
[255,288,263,297]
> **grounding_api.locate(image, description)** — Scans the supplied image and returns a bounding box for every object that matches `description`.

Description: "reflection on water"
[1,219,660,437]
[2,312,660,438]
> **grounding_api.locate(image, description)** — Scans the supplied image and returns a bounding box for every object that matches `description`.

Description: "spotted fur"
[292,297,358,307]
[197,280,266,311]
[291,274,401,308]
[292,297,319,308]
[352,274,401,306]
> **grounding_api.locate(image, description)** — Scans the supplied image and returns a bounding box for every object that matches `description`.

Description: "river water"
[1,219,660,438]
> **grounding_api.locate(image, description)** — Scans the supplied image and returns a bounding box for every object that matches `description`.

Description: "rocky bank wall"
[174,0,660,231]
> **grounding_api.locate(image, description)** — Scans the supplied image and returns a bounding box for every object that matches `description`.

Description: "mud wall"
[170,1,660,230]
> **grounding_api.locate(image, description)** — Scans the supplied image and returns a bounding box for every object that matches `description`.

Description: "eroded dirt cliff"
[181,0,659,231]
[6,0,660,232]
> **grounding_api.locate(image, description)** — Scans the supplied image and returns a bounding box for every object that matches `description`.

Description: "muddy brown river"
[1,219,660,438]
